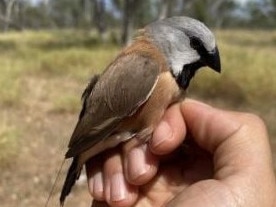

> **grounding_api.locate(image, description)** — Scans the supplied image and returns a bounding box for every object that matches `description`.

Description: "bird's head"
[145,16,221,89]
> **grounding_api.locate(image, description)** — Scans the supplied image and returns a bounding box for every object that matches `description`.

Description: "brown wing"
[78,75,99,120]
[65,54,160,158]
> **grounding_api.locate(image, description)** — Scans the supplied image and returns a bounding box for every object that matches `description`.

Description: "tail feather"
[60,157,80,206]
[60,75,99,206]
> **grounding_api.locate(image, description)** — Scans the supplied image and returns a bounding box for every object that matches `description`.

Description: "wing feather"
[65,54,160,158]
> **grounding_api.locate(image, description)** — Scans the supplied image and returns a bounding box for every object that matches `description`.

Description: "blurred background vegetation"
[0,0,276,207]
[1,0,276,42]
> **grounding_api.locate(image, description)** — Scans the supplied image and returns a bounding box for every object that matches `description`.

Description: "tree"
[81,0,93,24]
[48,0,84,28]
[92,0,107,41]
[22,1,54,29]
[120,0,155,44]
[182,0,237,27]
[121,0,136,44]
[269,0,276,23]
[0,0,23,31]
[158,0,188,19]
[246,0,273,28]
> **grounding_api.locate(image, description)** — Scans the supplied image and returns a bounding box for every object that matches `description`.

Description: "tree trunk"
[82,0,92,24]
[121,0,136,45]
[4,0,16,31]
[209,0,224,27]
[158,0,175,19]
[0,0,22,31]
[180,0,194,14]
[0,0,6,15]
[16,0,25,29]
[158,0,169,20]
[93,0,107,42]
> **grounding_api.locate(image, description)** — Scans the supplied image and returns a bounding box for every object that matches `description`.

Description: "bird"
[60,16,221,206]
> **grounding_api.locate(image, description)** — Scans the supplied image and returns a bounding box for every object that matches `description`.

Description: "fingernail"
[152,121,173,148]
[93,171,104,197]
[110,173,127,202]
[128,145,151,180]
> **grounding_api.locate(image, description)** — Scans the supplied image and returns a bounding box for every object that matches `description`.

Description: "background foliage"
[0,0,276,207]
[1,0,276,41]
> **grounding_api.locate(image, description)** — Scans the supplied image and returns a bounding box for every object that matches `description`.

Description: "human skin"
[86,99,276,207]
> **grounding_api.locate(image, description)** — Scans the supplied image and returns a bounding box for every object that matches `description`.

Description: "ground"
[0,30,275,207]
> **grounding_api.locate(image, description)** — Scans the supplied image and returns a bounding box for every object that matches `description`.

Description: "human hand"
[86,99,276,207]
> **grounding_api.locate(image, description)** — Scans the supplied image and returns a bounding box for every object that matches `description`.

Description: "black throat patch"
[176,61,205,90]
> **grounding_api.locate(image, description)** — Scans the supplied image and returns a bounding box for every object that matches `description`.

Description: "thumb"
[168,99,276,207]
[181,99,242,153]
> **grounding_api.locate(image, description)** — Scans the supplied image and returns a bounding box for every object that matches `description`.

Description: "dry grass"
[0,115,19,167]
[0,29,275,207]
[193,30,276,107]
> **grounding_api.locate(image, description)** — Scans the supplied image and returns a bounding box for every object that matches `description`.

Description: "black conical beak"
[206,46,221,73]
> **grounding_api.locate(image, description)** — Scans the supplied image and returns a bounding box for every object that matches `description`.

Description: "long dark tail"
[45,159,66,207]
[60,157,80,206]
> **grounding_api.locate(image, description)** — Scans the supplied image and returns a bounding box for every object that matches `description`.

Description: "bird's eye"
[190,36,203,50]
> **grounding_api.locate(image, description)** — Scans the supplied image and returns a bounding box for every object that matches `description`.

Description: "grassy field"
[0,30,276,206]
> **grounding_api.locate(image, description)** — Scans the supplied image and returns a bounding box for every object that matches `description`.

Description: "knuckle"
[245,113,264,124]
[241,113,267,132]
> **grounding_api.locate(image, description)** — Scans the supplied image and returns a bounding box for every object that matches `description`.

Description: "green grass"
[0,29,276,165]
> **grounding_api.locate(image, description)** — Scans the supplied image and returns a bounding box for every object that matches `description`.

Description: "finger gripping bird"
[60,16,221,205]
